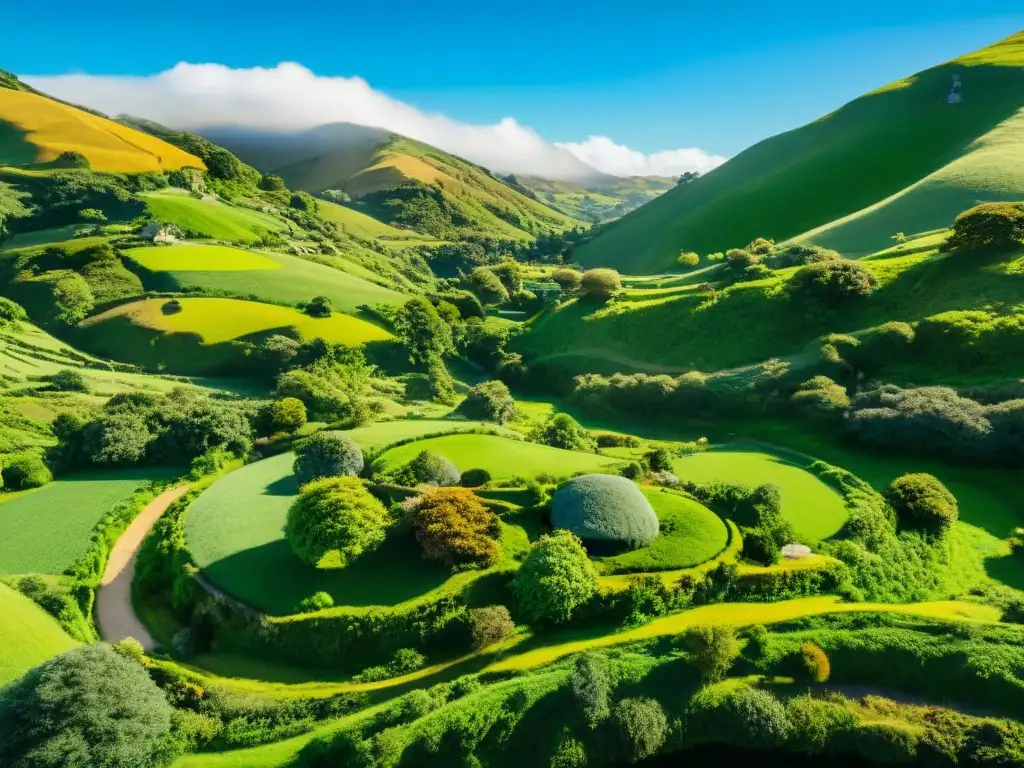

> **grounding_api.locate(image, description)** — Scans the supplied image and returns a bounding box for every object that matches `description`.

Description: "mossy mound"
[551,474,659,551]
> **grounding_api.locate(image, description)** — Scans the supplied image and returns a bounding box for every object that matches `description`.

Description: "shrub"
[550,737,587,768]
[468,267,509,305]
[786,695,856,753]
[613,697,668,760]
[394,297,454,366]
[884,473,958,534]
[855,321,915,372]
[305,295,333,318]
[530,412,596,452]
[646,446,673,473]
[620,461,646,481]
[551,268,582,291]
[720,687,790,747]
[405,487,500,566]
[726,248,759,271]
[945,201,1024,251]
[292,430,364,486]
[457,380,517,424]
[572,653,611,728]
[2,455,52,490]
[678,251,700,267]
[800,641,831,683]
[460,468,492,487]
[550,474,659,550]
[788,260,877,308]
[0,644,172,768]
[393,450,461,487]
[297,591,335,613]
[266,397,307,433]
[48,368,89,392]
[512,530,598,624]
[112,637,146,664]
[771,243,840,267]
[683,625,740,682]
[285,477,389,567]
[791,376,850,421]
[0,296,27,322]
[469,605,515,649]
[580,268,621,298]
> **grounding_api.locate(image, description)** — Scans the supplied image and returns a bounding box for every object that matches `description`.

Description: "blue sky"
[7,1,1023,174]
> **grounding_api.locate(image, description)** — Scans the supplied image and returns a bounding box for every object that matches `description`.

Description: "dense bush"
[0,644,172,768]
[285,477,389,567]
[945,201,1024,251]
[305,295,333,318]
[683,625,740,682]
[293,430,364,486]
[788,260,876,308]
[550,474,659,550]
[770,243,841,268]
[2,454,52,489]
[469,605,515,649]
[457,380,517,424]
[884,473,958,534]
[718,687,790,747]
[790,376,849,422]
[800,641,831,683]
[297,591,335,613]
[646,446,673,473]
[394,297,454,366]
[266,397,307,433]
[579,268,621,298]
[572,654,611,728]
[613,697,667,760]
[405,487,500,566]
[551,267,583,291]
[913,310,1024,370]
[459,468,492,487]
[512,530,598,625]
[391,450,461,487]
[467,267,509,305]
[48,368,89,392]
[529,412,596,452]
[678,251,700,267]
[854,321,915,373]
[0,296,27,322]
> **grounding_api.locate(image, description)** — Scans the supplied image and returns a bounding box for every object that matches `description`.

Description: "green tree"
[788,260,877,308]
[2,455,52,490]
[946,202,1024,252]
[394,297,454,365]
[572,653,611,728]
[678,251,700,267]
[684,625,740,682]
[580,268,621,298]
[266,397,307,433]
[884,473,958,534]
[530,413,596,452]
[0,644,172,768]
[613,697,668,760]
[458,380,517,424]
[293,430,364,485]
[260,174,286,191]
[305,295,333,318]
[405,487,500,566]
[48,368,89,392]
[286,476,389,567]
[551,268,582,292]
[512,530,598,624]
[469,605,516,649]
[468,267,509,305]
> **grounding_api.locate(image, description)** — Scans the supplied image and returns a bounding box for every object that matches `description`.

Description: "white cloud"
[25,62,726,181]
[555,136,727,177]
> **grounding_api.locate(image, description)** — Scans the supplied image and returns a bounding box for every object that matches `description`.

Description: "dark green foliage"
[2,454,52,489]
[52,150,90,169]
[0,296,27,322]
[770,243,841,267]
[738,483,793,564]
[718,688,790,747]
[854,321,915,373]
[171,133,261,185]
[790,376,849,422]
[550,474,659,550]
[460,468,492,487]
[17,269,94,325]
[285,476,389,567]
[725,247,759,271]
[579,268,621,298]
[468,267,509,305]
[619,461,646,480]
[785,695,857,754]
[305,295,332,318]
[884,473,958,534]
[48,367,89,392]
[297,591,335,613]
[646,447,672,473]
[469,605,515,649]
[684,625,741,682]
[392,450,461,487]
[571,654,611,729]
[945,201,1024,251]
[16,575,94,643]
[612,697,667,760]
[260,174,286,191]
[0,644,172,768]
[293,430,364,486]
[512,530,598,625]
[788,259,876,308]
[394,297,454,365]
[530,413,596,452]
[458,380,517,424]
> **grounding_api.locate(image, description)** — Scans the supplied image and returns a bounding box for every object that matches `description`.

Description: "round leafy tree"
[2,455,52,490]
[285,476,389,567]
[788,260,877,308]
[945,202,1024,252]
[551,268,582,291]
[267,397,308,434]
[551,474,659,551]
[0,644,172,768]
[457,380,517,424]
[305,295,333,317]
[884,473,958,534]
[394,450,460,487]
[460,468,492,487]
[580,268,621,298]
[530,412,596,452]
[511,530,598,625]
[613,697,668,761]
[405,487,500,566]
[293,430,364,486]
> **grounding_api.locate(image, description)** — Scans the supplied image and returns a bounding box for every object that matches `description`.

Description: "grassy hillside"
[576,30,1024,272]
[515,175,675,223]
[0,582,77,685]
[142,189,286,243]
[0,86,204,173]
[316,199,444,249]
[213,128,582,241]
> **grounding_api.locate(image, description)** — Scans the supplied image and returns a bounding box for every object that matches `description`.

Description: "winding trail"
[96,484,189,650]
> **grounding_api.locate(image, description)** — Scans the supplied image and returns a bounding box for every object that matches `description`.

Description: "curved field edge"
[0,582,79,685]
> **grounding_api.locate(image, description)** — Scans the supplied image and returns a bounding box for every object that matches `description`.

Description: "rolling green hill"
[208,126,583,241]
[513,175,676,223]
[575,30,1024,272]
[0,582,78,685]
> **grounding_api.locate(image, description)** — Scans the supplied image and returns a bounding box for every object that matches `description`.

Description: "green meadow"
[0,582,78,685]
[143,189,287,243]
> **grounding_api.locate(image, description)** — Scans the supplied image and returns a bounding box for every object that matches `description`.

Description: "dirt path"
[96,484,189,650]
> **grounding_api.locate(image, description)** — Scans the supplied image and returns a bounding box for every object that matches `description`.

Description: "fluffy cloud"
[555,136,727,177]
[26,62,726,180]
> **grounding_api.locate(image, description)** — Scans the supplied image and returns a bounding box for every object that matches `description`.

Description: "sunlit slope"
[0,87,204,173]
[575,31,1024,273]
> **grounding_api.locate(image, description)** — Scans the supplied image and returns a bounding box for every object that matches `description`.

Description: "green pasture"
[0,468,173,574]
[317,199,444,249]
[143,189,286,243]
[0,582,78,685]
[184,451,525,614]
[373,433,621,480]
[0,225,109,253]
[592,488,728,573]
[132,247,406,314]
[346,419,517,453]
[671,448,848,541]
[125,244,280,272]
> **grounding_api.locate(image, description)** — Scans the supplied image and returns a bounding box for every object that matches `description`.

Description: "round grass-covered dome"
[551,474,659,551]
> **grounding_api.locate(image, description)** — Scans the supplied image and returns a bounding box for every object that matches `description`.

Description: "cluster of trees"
[528,412,596,452]
[683,481,793,564]
[457,380,517,424]
[50,388,255,470]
